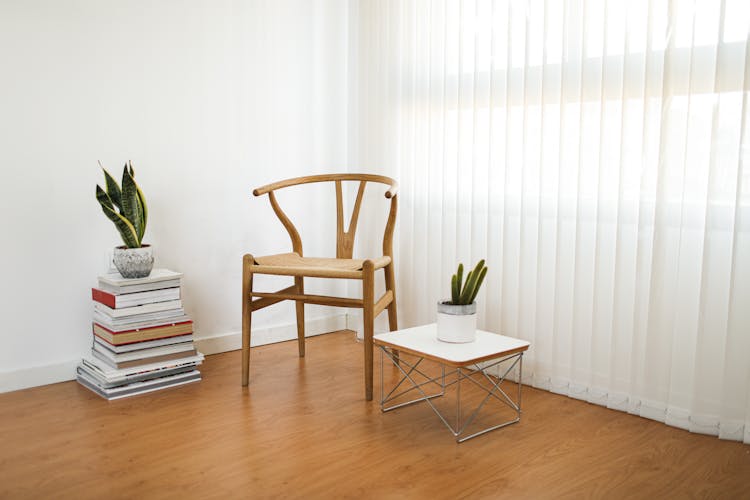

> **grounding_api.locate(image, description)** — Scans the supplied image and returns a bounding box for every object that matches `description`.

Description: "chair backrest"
[252,174,398,259]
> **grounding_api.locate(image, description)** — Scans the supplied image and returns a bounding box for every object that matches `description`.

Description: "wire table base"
[379,346,524,443]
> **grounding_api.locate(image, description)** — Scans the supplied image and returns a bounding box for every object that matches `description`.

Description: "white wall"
[0,0,351,391]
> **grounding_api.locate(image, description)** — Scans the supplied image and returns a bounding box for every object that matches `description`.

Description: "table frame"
[378,345,525,443]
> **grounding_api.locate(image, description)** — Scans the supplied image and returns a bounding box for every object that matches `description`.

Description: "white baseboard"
[0,360,81,394]
[0,314,349,394]
[194,314,349,355]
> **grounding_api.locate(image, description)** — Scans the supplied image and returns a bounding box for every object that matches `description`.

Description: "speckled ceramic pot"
[113,245,154,279]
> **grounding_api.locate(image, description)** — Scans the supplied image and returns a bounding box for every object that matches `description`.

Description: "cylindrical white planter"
[436,301,477,343]
[113,245,154,279]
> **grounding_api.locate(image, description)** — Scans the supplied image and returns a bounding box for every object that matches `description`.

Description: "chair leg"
[242,254,254,387]
[384,263,399,365]
[384,263,398,331]
[362,260,375,401]
[295,276,305,357]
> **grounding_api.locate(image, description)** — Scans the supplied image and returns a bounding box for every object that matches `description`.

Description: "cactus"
[96,161,148,248]
[449,259,488,305]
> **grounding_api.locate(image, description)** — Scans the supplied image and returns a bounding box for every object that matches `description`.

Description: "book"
[92,348,198,369]
[94,300,182,319]
[92,339,197,361]
[93,334,194,353]
[80,353,204,383]
[81,267,200,399]
[97,278,181,295]
[91,287,180,309]
[98,269,183,288]
[93,321,193,345]
[93,310,188,330]
[77,362,196,388]
[77,369,201,400]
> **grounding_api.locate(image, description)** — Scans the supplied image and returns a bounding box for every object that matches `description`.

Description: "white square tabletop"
[373,323,530,367]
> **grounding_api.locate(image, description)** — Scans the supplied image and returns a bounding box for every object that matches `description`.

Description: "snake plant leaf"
[133,181,147,241]
[455,263,464,295]
[96,185,140,248]
[96,184,114,210]
[125,161,147,240]
[451,273,460,304]
[121,165,143,243]
[101,166,122,211]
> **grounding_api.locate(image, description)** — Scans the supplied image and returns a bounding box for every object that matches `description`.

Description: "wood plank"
[249,285,297,311]
[250,291,363,309]
[373,290,393,317]
[249,264,363,279]
[253,173,398,198]
[1,331,748,499]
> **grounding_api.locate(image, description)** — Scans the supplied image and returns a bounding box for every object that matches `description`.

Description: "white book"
[77,369,201,400]
[93,300,182,318]
[93,334,194,353]
[92,340,196,362]
[98,278,181,295]
[93,287,181,308]
[98,269,183,287]
[81,352,204,381]
[93,310,188,329]
[77,363,196,388]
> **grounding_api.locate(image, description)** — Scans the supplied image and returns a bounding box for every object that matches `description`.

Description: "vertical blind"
[351,0,750,443]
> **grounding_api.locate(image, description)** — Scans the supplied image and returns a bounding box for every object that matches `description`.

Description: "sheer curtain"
[350,0,750,443]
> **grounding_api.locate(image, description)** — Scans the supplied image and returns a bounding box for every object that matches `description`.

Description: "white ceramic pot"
[436,301,477,343]
[113,245,154,279]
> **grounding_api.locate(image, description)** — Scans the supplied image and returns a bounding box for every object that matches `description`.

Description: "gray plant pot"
[436,300,477,343]
[113,245,154,279]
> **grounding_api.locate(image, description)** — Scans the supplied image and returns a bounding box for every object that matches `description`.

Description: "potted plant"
[95,161,153,279]
[437,260,488,343]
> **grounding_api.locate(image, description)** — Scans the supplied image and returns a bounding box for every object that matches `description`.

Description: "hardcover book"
[93,334,194,353]
[92,338,196,359]
[97,278,181,295]
[91,287,180,309]
[77,362,197,388]
[98,269,183,287]
[93,300,183,319]
[77,369,201,400]
[80,353,204,383]
[91,348,198,370]
[93,321,193,345]
[92,310,188,330]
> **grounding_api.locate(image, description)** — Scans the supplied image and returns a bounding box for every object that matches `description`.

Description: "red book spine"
[91,288,116,308]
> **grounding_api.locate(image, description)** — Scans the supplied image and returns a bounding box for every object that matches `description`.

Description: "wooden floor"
[1,331,749,499]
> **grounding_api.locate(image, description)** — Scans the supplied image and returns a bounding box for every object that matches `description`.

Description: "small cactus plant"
[449,259,488,305]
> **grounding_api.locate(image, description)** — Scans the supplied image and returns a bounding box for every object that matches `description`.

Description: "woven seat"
[252,253,392,279]
[242,174,399,401]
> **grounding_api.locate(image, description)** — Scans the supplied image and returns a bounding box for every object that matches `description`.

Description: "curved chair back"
[252,174,399,259]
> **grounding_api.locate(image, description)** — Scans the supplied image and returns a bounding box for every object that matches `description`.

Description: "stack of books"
[76,269,204,400]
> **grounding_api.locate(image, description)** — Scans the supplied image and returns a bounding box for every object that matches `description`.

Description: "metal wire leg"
[379,347,445,412]
[379,347,525,443]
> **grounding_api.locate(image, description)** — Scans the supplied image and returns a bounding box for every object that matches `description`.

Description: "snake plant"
[95,161,148,248]
[450,259,488,305]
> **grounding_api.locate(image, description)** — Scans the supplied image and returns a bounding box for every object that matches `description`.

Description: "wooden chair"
[242,174,399,401]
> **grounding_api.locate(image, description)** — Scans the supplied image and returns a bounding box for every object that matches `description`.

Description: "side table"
[374,324,530,443]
